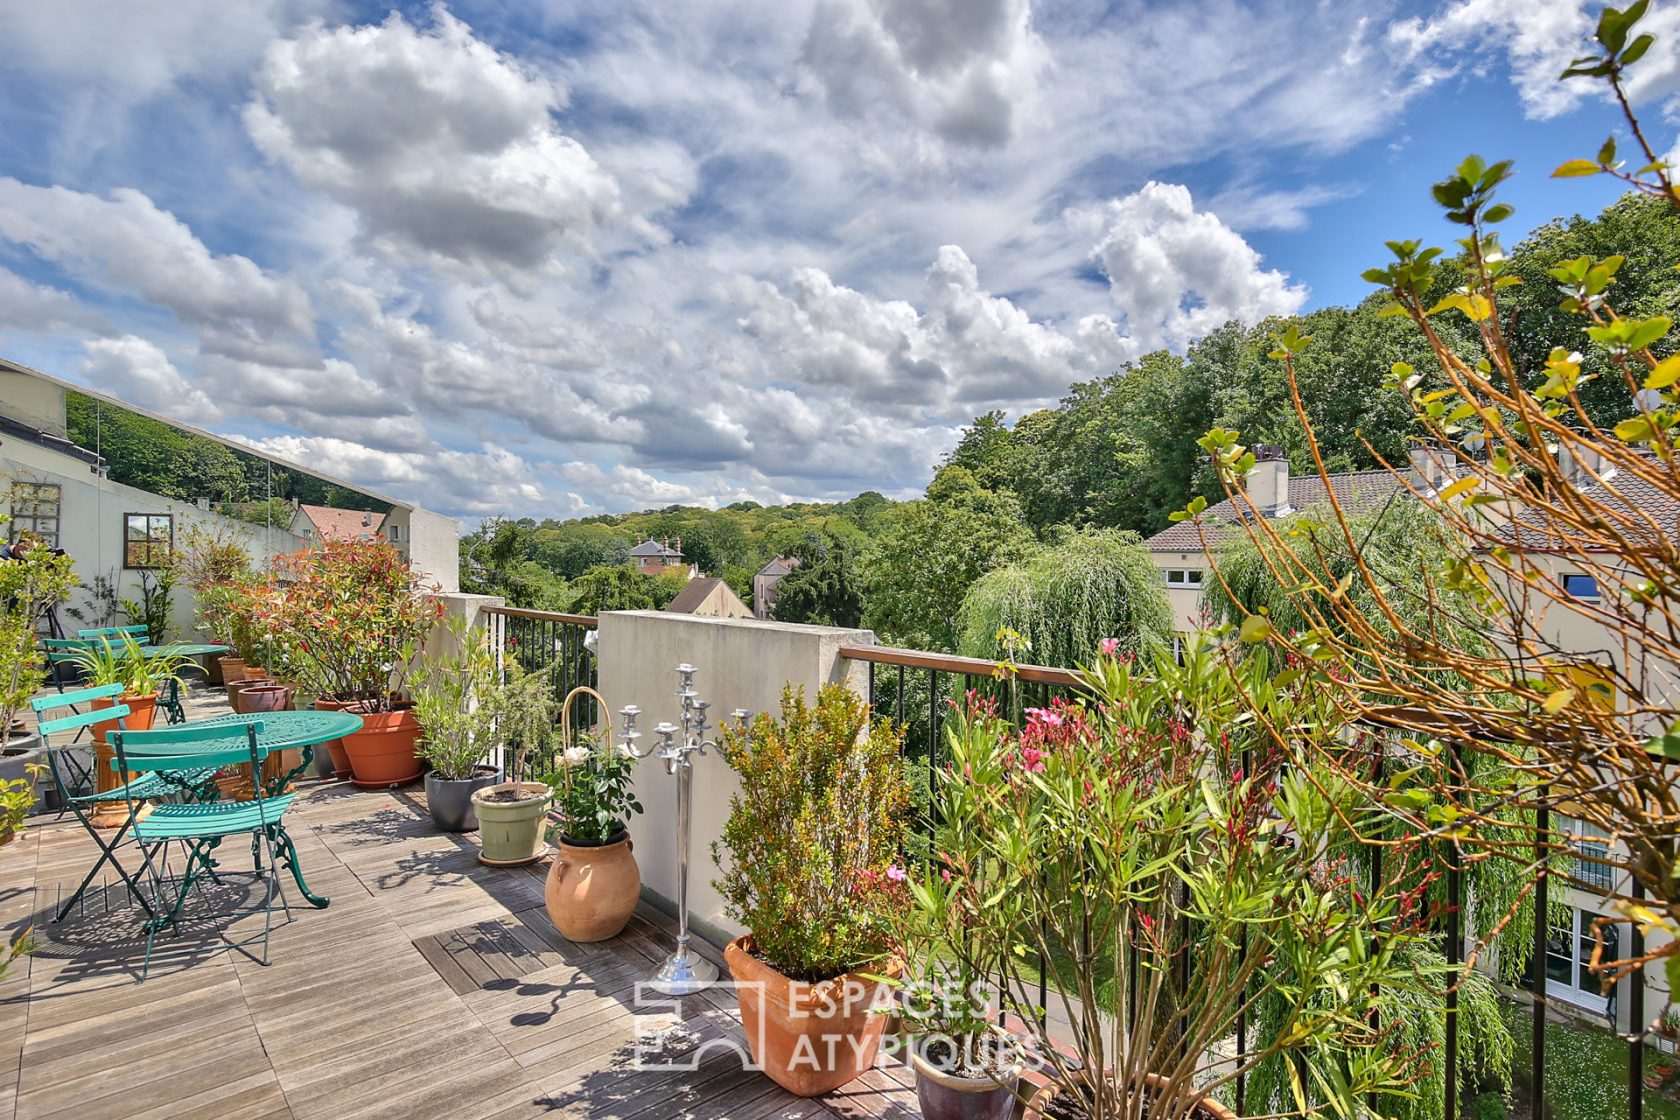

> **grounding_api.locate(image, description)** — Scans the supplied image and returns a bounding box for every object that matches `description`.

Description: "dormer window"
[1562,573,1600,602]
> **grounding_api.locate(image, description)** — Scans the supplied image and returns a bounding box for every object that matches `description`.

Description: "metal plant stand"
[618,663,746,996]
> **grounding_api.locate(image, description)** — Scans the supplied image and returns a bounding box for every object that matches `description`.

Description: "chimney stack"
[1245,444,1290,516]
[1407,442,1455,492]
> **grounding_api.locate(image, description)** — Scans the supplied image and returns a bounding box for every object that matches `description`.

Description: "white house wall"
[1,435,307,639]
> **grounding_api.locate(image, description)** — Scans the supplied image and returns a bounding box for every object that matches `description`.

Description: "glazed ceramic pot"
[340,705,422,788]
[545,832,640,942]
[425,767,502,832]
[723,935,899,1097]
[908,1032,1021,1120]
[238,684,293,714]
[470,782,552,865]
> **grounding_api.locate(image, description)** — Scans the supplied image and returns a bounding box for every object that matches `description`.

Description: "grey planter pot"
[0,741,51,818]
[426,768,503,832]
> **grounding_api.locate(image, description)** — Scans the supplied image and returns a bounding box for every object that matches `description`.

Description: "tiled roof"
[1496,466,1680,552]
[1145,469,1422,552]
[629,538,680,558]
[664,578,725,614]
[300,504,384,540]
[755,556,795,577]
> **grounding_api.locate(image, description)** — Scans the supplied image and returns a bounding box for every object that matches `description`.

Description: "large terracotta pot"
[723,935,900,1097]
[89,692,159,829]
[243,664,269,680]
[545,833,640,942]
[1023,1074,1238,1120]
[341,705,422,788]
[217,656,246,685]
[909,1032,1021,1120]
[205,655,226,686]
[470,782,552,865]
[238,684,293,714]
[313,699,353,778]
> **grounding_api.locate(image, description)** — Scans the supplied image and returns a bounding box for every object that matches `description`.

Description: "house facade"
[0,358,461,639]
[628,537,695,579]
[662,577,752,619]
[752,555,798,620]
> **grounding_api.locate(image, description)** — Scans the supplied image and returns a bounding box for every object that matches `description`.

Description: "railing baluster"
[1632,876,1646,1120]
[1533,796,1550,1120]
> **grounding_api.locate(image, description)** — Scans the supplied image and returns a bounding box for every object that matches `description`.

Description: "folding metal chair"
[31,686,155,922]
[110,722,297,980]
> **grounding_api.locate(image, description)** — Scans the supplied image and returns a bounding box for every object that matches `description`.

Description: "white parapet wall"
[595,610,875,948]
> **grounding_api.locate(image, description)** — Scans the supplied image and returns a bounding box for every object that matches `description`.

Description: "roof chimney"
[1407,442,1454,492]
[1245,444,1290,516]
[674,535,681,557]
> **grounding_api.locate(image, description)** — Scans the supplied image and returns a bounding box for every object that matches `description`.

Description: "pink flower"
[1099,637,1120,656]
[886,865,907,883]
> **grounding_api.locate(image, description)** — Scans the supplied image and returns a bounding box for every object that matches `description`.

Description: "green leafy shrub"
[713,683,908,981]
[547,730,640,844]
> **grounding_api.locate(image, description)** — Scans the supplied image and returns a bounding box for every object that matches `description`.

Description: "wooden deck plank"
[0,757,907,1120]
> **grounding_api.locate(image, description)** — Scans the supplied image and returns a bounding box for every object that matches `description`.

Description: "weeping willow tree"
[955,529,1172,667]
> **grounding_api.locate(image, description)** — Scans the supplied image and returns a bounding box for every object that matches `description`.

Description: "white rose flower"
[562,745,592,766]
[616,743,635,760]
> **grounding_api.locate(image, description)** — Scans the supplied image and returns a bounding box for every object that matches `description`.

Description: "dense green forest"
[468,192,1680,664]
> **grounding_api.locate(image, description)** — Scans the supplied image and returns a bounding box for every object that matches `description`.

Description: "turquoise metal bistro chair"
[109,721,298,980]
[31,685,161,922]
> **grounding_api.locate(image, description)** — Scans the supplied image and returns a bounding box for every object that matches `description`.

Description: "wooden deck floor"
[0,779,921,1120]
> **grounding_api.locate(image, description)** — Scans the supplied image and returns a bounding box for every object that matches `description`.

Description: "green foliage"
[119,568,174,643]
[547,731,642,844]
[0,542,76,746]
[491,659,560,784]
[412,617,498,781]
[713,684,909,981]
[956,529,1172,667]
[862,477,1030,650]
[257,539,442,707]
[770,534,864,628]
[563,564,677,615]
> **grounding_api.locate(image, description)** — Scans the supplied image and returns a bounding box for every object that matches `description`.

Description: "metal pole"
[1533,797,1549,1118]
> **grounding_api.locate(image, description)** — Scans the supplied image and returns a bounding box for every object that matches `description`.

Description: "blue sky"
[0,0,1674,521]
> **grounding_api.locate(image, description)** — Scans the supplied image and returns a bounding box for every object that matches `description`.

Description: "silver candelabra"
[617,663,748,996]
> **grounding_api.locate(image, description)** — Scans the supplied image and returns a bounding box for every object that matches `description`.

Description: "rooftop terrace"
[0,686,919,1120]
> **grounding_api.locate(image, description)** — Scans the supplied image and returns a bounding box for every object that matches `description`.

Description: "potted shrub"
[870,790,1020,1119]
[712,683,909,1097]
[412,617,502,832]
[259,540,441,788]
[175,522,254,686]
[923,647,1445,1120]
[470,660,557,865]
[544,686,643,941]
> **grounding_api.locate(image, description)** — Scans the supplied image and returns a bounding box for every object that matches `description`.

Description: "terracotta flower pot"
[340,706,422,788]
[313,699,353,777]
[205,655,226,686]
[239,684,294,713]
[470,782,552,865]
[909,1033,1021,1120]
[217,656,246,685]
[89,692,158,829]
[1023,1074,1238,1120]
[723,935,900,1097]
[243,664,269,680]
[545,833,640,942]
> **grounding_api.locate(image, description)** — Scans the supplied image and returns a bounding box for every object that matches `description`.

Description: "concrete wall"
[595,610,875,948]
[1,436,308,639]
[388,506,461,594]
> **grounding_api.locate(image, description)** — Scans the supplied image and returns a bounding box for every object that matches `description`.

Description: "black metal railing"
[837,643,1654,1120]
[481,605,598,777]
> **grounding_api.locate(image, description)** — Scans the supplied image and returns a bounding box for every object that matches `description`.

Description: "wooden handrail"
[837,643,1085,688]
[480,604,599,626]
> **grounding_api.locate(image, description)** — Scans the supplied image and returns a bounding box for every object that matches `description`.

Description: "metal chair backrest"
[77,625,150,645]
[110,722,267,816]
[31,684,130,800]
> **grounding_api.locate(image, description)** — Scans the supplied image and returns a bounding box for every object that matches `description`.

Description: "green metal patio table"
[134,709,363,909]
